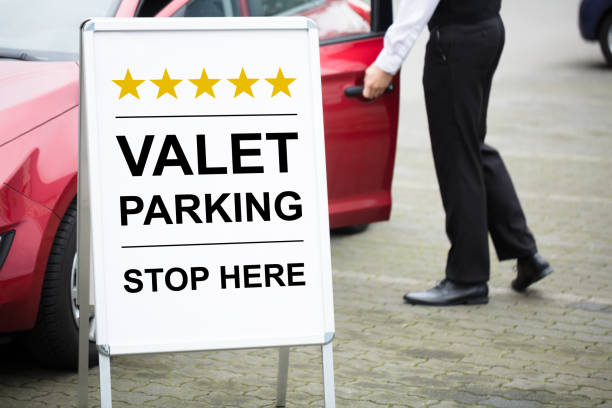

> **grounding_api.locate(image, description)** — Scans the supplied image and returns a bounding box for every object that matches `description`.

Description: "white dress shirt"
[374,0,441,75]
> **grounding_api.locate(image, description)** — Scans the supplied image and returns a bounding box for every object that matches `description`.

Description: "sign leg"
[77,261,90,408]
[77,48,92,408]
[99,352,112,408]
[321,342,335,408]
[276,347,290,407]
[77,131,91,408]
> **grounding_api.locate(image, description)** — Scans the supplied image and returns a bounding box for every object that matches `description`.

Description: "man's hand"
[363,64,393,99]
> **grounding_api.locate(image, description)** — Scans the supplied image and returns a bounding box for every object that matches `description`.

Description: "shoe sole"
[511,266,553,292]
[404,296,489,306]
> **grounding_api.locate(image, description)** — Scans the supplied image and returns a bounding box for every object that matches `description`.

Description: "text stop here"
[123,263,306,293]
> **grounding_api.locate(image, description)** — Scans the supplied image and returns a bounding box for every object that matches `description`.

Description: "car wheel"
[25,199,98,369]
[599,13,612,66]
[331,224,370,235]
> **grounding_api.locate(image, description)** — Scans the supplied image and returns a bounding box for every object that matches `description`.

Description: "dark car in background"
[579,0,612,65]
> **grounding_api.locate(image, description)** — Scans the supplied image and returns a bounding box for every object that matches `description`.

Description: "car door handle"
[344,83,395,98]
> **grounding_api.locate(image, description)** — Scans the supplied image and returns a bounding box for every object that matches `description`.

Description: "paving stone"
[335,397,393,407]
[571,386,612,401]
[31,391,78,407]
[553,374,612,390]
[0,398,48,408]
[0,384,48,401]
[418,388,487,405]
[482,396,545,408]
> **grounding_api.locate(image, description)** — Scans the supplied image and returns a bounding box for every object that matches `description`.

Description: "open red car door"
[316,1,399,229]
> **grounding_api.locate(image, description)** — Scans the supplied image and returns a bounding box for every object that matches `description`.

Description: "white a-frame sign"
[78,17,335,407]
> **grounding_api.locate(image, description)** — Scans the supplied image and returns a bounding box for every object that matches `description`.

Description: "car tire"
[24,199,98,369]
[599,13,612,66]
[331,224,370,235]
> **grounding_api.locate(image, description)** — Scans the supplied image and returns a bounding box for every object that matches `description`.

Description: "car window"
[254,0,325,16]
[174,0,241,17]
[137,0,173,16]
[0,0,120,60]
[172,0,371,41]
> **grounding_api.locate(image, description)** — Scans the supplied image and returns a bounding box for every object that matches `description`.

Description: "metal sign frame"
[77,17,335,408]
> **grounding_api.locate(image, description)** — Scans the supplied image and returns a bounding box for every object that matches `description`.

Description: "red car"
[0,0,398,368]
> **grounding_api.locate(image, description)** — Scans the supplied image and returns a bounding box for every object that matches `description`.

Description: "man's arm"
[363,0,440,99]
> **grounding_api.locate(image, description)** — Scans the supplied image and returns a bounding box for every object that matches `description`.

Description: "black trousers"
[423,15,537,284]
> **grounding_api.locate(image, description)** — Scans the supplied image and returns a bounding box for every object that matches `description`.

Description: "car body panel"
[0,184,59,332]
[0,105,79,332]
[0,62,78,147]
[0,62,79,332]
[1,104,79,219]
[579,0,612,40]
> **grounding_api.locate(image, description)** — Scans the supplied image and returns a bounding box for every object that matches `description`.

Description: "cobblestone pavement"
[1,1,611,407]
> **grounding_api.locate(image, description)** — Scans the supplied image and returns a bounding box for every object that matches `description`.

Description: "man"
[363,0,552,305]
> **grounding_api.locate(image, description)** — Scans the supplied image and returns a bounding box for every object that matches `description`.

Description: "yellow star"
[112,69,145,99]
[189,68,220,98]
[151,69,182,98]
[228,68,259,97]
[265,68,296,97]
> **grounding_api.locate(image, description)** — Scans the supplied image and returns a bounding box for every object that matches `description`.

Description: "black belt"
[428,12,500,30]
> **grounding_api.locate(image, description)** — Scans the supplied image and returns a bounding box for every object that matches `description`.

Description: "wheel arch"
[49,176,78,221]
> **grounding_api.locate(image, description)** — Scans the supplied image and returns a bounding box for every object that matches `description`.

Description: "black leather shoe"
[512,253,553,292]
[403,279,489,306]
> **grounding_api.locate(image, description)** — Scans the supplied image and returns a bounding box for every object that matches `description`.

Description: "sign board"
[80,17,334,356]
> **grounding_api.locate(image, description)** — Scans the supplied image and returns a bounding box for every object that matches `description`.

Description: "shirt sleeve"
[374,0,440,75]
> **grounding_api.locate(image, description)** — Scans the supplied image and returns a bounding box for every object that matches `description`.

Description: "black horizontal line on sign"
[115,113,298,119]
[121,239,304,249]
